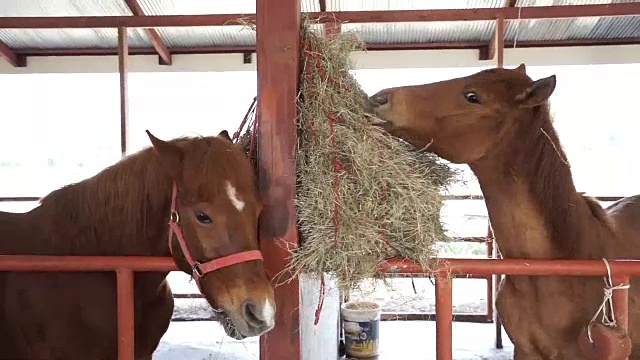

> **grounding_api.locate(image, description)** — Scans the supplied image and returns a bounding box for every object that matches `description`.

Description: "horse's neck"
[9,202,170,256]
[16,167,174,257]
[472,176,551,258]
[470,123,613,259]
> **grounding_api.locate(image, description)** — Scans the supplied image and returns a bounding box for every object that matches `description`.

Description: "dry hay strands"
[231,17,460,291]
[274,18,460,291]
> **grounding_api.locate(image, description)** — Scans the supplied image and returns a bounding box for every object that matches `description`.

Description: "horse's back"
[602,194,640,354]
[606,194,640,249]
[606,194,640,216]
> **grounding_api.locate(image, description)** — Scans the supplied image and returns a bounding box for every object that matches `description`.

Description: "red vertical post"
[435,273,453,360]
[495,16,505,68]
[256,1,302,360]
[118,26,129,156]
[612,275,630,332]
[488,17,503,340]
[486,222,494,322]
[612,275,630,360]
[116,269,135,360]
[492,221,504,349]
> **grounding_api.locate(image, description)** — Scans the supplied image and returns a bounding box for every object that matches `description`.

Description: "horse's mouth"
[215,307,275,340]
[364,112,392,127]
[216,311,248,340]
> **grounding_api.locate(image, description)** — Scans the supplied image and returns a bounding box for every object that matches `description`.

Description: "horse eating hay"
[0,130,275,359]
[236,18,459,292]
[368,64,640,359]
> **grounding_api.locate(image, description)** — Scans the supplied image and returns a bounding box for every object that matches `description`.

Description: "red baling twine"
[304,39,349,326]
[305,42,419,319]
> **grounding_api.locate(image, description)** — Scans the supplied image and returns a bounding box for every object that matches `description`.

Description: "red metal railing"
[0,255,635,359]
[0,195,625,325]
[379,258,637,360]
[0,255,177,360]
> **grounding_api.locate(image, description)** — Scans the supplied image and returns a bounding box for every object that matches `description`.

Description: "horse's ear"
[514,63,527,74]
[516,75,556,108]
[146,130,184,181]
[218,130,232,142]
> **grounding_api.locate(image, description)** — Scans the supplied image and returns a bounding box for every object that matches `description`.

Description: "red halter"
[167,182,264,289]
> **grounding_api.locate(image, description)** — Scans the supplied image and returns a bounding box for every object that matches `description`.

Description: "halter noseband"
[167,182,263,289]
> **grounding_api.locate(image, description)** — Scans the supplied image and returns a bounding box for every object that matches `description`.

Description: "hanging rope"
[587,258,631,343]
[233,96,257,143]
[301,36,355,325]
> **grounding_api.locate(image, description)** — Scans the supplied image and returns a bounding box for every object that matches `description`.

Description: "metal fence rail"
[379,258,637,360]
[0,255,636,360]
[0,255,177,360]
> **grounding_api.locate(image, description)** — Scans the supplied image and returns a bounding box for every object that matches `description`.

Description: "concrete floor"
[153,320,514,360]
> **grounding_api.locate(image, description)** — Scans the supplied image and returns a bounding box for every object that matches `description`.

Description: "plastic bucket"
[341,301,381,358]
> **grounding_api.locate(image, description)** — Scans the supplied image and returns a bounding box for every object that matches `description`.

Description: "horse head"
[146,130,274,340]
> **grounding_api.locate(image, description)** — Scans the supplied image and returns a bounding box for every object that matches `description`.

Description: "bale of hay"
[238,18,459,291]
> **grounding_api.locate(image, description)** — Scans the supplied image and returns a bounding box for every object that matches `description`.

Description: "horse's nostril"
[242,301,266,328]
[372,94,389,106]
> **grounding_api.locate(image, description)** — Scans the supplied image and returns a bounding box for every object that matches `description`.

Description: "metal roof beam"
[481,0,516,61]
[123,0,172,65]
[0,4,638,28]
[12,38,640,58]
[0,41,26,67]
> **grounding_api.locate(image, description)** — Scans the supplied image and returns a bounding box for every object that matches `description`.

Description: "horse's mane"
[507,102,614,256]
[36,144,172,256]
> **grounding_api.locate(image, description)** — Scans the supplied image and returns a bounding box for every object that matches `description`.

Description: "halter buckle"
[192,262,204,278]
[169,211,180,224]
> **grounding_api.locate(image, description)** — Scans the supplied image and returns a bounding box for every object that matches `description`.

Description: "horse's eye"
[195,211,212,224]
[464,92,481,104]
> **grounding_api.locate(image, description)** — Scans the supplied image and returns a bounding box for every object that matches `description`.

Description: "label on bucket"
[343,320,379,357]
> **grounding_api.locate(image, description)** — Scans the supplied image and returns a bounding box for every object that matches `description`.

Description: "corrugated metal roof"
[134,0,319,48]
[328,0,503,11]
[135,0,254,48]
[0,0,131,16]
[0,28,151,49]
[511,0,640,42]
[135,0,319,15]
[334,0,501,45]
[136,0,255,15]
[153,26,255,48]
[0,0,150,49]
[505,16,640,41]
[343,21,496,44]
[0,0,637,51]
[516,0,637,6]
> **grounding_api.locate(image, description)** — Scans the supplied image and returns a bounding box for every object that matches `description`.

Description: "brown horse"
[366,64,640,359]
[0,130,275,360]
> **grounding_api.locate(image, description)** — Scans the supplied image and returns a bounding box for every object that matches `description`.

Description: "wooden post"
[495,16,505,68]
[118,27,129,156]
[256,0,302,359]
[493,17,505,349]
